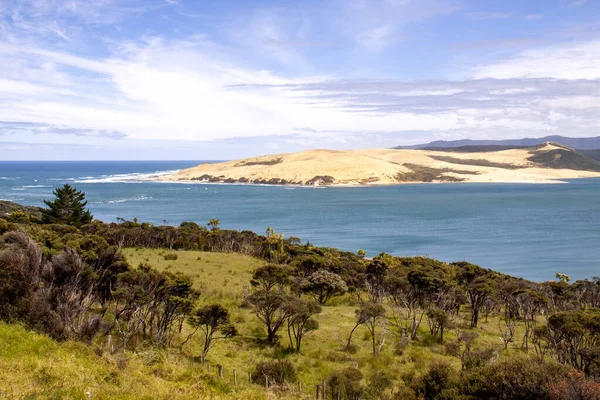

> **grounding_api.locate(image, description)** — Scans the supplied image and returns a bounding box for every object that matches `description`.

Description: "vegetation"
[395,164,476,183]
[42,184,93,227]
[1,189,600,399]
[235,157,284,167]
[428,155,521,170]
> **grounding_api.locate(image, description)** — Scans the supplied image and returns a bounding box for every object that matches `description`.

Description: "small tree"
[250,264,290,292]
[42,184,93,227]
[301,270,348,304]
[283,298,321,352]
[207,219,220,231]
[188,304,237,363]
[247,290,294,344]
[346,302,386,354]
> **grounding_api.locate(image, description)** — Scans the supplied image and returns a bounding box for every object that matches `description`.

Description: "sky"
[0,0,599,160]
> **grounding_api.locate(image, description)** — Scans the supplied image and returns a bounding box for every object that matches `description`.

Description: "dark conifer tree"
[42,184,93,227]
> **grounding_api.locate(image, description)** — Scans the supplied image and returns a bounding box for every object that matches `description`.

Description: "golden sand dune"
[156,143,600,186]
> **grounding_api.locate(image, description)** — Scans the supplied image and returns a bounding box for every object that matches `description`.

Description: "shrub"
[459,355,567,400]
[252,359,297,386]
[365,371,393,399]
[0,218,8,233]
[327,368,364,400]
[412,361,460,400]
[5,211,29,224]
[163,253,178,261]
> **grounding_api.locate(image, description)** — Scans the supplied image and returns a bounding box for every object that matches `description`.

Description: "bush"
[412,361,460,400]
[163,253,178,261]
[252,359,297,386]
[327,368,364,400]
[365,371,393,399]
[5,211,29,224]
[459,355,567,400]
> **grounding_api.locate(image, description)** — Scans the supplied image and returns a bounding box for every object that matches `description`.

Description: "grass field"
[0,248,528,399]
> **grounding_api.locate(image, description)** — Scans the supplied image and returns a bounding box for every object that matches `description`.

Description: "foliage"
[252,359,297,386]
[412,361,460,400]
[327,367,364,400]
[42,184,93,227]
[282,297,321,352]
[188,304,236,363]
[301,269,348,304]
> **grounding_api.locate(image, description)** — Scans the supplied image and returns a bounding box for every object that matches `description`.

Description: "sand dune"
[155,143,600,186]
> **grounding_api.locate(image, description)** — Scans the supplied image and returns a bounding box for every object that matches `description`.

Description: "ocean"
[1,160,599,282]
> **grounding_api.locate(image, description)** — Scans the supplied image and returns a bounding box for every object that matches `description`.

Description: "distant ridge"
[396,136,600,151]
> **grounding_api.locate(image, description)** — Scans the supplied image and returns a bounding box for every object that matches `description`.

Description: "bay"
[1,160,599,282]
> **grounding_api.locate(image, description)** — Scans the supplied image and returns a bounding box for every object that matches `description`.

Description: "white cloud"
[473,40,600,80]
[1,0,599,154]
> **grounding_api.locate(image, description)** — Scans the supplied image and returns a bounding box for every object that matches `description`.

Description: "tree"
[42,184,93,227]
[454,262,497,328]
[188,304,236,363]
[301,270,348,304]
[250,264,290,292]
[346,302,386,354]
[247,290,294,344]
[283,298,321,352]
[207,219,220,231]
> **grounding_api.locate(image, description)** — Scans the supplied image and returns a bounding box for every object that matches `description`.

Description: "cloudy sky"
[1,0,599,160]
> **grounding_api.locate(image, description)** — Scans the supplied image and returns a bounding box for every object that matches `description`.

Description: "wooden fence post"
[248,372,252,385]
[218,365,223,378]
[316,384,320,399]
[322,378,327,399]
[233,369,237,386]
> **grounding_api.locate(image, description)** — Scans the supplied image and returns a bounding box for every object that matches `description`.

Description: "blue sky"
[0,0,599,160]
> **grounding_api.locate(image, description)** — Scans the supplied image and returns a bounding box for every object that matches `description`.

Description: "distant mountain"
[397,136,600,151]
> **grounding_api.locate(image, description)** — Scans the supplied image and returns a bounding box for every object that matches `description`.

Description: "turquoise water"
[1,161,599,282]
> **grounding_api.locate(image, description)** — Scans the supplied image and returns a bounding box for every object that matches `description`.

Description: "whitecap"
[105,195,152,204]
[74,169,182,183]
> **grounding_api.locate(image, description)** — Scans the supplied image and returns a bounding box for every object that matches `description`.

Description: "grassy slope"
[0,200,43,219]
[1,248,525,399]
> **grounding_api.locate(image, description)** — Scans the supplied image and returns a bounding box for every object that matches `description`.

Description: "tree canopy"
[42,184,93,227]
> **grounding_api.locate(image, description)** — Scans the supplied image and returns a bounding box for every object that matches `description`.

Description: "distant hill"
[155,143,600,186]
[397,136,600,151]
[580,150,600,161]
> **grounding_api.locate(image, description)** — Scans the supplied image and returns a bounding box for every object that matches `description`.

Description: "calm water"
[1,161,599,282]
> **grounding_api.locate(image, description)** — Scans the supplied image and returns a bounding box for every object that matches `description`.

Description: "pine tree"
[42,184,93,227]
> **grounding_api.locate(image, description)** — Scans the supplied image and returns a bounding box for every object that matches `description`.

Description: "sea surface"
[1,160,599,282]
